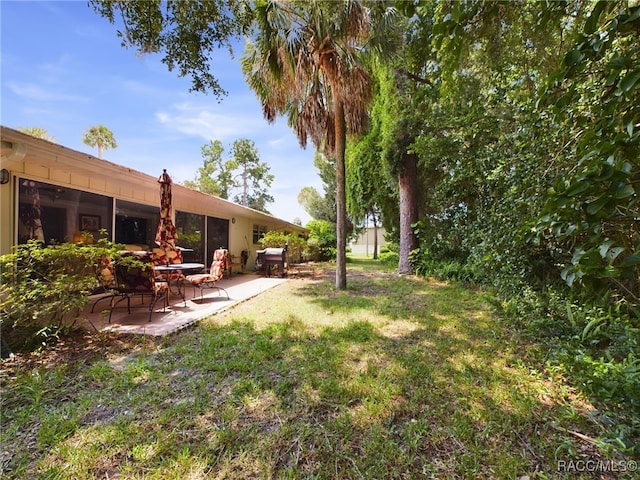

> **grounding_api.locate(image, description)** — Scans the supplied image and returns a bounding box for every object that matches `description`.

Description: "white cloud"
[6,81,86,103]
[155,100,266,141]
[267,136,289,148]
[40,54,74,77]
[117,78,167,96]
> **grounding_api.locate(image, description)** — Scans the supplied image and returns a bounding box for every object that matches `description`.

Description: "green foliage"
[304,219,337,261]
[81,124,117,158]
[389,2,640,454]
[496,288,640,456]
[229,138,274,212]
[90,0,252,98]
[17,126,56,142]
[298,153,339,224]
[411,256,479,285]
[185,138,274,213]
[184,140,226,196]
[535,3,640,306]
[558,351,639,456]
[377,251,398,268]
[258,231,306,264]
[0,236,121,352]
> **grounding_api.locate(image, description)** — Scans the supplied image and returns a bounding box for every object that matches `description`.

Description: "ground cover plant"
[1,258,637,479]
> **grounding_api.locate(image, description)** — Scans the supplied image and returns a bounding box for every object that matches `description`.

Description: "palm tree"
[17,126,56,142]
[82,124,117,159]
[241,0,397,290]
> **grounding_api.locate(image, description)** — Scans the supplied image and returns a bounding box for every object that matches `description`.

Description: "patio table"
[154,263,204,304]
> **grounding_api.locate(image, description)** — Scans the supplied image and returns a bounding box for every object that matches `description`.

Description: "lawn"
[0,258,631,479]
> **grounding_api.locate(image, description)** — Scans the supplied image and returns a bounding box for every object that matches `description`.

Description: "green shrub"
[377,251,399,267]
[303,220,336,261]
[0,237,121,352]
[259,231,307,263]
[410,251,479,284]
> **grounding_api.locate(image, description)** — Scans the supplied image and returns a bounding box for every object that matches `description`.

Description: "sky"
[0,0,322,225]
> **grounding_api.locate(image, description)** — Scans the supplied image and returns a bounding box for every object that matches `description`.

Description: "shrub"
[377,251,399,268]
[303,220,337,261]
[410,250,479,284]
[0,236,121,352]
[259,231,307,263]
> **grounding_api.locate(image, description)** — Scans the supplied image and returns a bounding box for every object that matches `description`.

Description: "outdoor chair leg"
[148,291,168,322]
[108,294,131,323]
[91,293,117,313]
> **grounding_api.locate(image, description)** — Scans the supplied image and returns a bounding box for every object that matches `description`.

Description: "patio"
[80,273,288,336]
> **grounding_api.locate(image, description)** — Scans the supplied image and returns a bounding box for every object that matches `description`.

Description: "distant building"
[349,226,386,256]
[0,126,306,266]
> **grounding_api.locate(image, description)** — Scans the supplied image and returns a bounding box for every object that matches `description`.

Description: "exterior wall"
[230,215,257,268]
[349,226,386,256]
[0,126,305,262]
[0,168,13,254]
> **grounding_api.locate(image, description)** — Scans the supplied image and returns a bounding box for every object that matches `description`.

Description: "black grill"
[256,247,287,277]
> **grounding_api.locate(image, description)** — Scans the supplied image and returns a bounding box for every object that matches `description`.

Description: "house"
[0,126,306,267]
[349,225,386,256]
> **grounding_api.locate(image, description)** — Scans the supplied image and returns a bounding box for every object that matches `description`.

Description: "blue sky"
[1,0,321,224]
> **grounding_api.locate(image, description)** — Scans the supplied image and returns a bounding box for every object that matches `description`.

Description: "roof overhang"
[1,125,307,234]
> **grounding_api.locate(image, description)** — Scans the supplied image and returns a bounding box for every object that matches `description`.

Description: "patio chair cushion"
[185,259,224,285]
[96,256,116,289]
[116,263,165,293]
[185,248,228,300]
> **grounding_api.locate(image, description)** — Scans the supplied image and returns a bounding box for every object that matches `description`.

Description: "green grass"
[1,258,632,479]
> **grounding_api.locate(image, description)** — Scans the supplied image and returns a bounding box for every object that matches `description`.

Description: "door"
[206,216,229,265]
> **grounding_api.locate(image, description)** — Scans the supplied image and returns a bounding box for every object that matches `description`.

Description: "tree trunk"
[372,211,379,260]
[241,166,248,206]
[398,152,418,274]
[334,97,347,290]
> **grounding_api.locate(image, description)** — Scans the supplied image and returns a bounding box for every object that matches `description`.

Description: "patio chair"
[185,248,229,301]
[90,256,118,313]
[108,255,169,323]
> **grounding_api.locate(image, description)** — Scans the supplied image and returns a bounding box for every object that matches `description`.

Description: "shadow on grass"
[2,271,629,479]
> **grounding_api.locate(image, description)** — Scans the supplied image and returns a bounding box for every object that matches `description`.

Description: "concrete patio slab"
[80,273,288,336]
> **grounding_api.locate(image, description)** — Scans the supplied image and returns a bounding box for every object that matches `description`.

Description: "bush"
[0,237,120,353]
[410,250,480,284]
[305,238,336,262]
[377,251,399,268]
[259,231,307,263]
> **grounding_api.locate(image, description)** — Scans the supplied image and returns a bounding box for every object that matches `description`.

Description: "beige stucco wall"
[349,226,386,256]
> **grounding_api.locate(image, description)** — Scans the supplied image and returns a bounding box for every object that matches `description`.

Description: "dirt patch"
[0,329,160,384]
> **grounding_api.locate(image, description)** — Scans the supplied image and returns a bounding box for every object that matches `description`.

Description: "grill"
[256,247,287,277]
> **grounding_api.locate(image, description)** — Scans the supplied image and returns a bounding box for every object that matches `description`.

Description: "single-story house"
[0,126,306,267]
